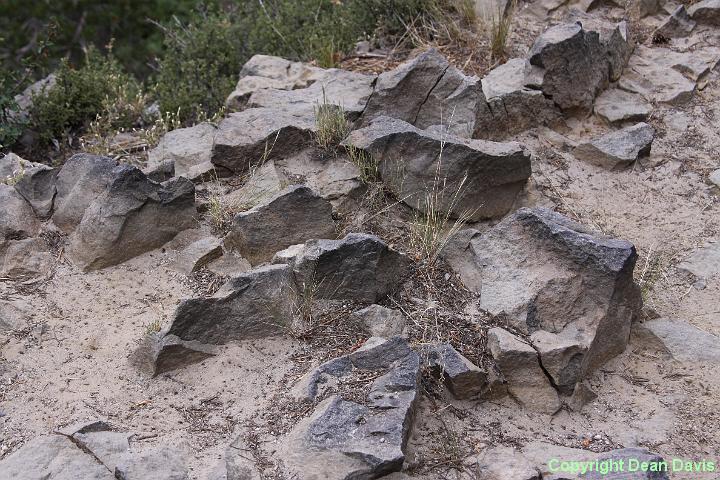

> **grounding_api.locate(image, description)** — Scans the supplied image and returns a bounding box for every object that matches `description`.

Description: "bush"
[0,72,25,149]
[29,47,144,147]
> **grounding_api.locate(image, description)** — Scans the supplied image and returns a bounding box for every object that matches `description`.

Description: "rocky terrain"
[1,0,720,479]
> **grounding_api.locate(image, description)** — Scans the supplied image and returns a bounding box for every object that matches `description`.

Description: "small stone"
[573,123,655,169]
[350,304,406,337]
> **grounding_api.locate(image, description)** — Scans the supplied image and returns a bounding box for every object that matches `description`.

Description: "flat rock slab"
[172,237,223,275]
[635,318,720,364]
[594,89,652,124]
[345,116,531,220]
[573,123,655,169]
[677,241,720,279]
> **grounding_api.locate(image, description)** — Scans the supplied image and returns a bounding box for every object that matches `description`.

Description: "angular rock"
[206,253,252,278]
[52,154,117,233]
[655,6,696,38]
[172,237,223,275]
[573,123,655,169]
[146,122,221,181]
[224,185,335,265]
[344,116,531,220]
[1,153,57,217]
[530,330,586,394]
[709,169,720,189]
[568,381,598,411]
[224,160,284,211]
[114,448,189,480]
[634,318,720,364]
[72,431,131,471]
[350,304,406,337]
[276,233,411,303]
[594,89,651,124]
[688,0,720,25]
[211,107,316,175]
[572,18,633,82]
[472,446,540,480]
[629,0,662,18]
[445,208,642,384]
[0,184,39,248]
[166,264,297,345]
[677,241,720,280]
[424,343,489,399]
[150,334,218,375]
[349,336,416,371]
[67,166,196,271]
[1,237,54,279]
[478,58,560,138]
[56,419,113,437]
[487,327,561,414]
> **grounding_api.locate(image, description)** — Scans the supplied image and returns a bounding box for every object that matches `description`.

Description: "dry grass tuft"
[315,89,350,149]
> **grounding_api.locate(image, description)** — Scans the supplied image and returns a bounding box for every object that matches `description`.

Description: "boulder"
[224,185,336,265]
[211,107,316,175]
[350,304,406,337]
[424,343,492,399]
[0,184,39,248]
[1,153,57,217]
[52,154,117,233]
[275,233,411,303]
[146,122,220,181]
[1,238,54,280]
[487,327,561,414]
[594,89,651,124]
[654,6,696,38]
[344,116,531,220]
[444,208,642,385]
[688,0,720,25]
[172,237,223,275]
[573,123,655,169]
[67,166,196,271]
[478,58,560,138]
[634,318,720,364]
[165,264,297,345]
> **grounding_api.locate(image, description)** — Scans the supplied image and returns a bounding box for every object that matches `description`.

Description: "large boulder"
[211,107,316,174]
[0,184,39,249]
[274,233,411,303]
[52,154,117,233]
[1,153,57,217]
[145,122,220,181]
[443,208,642,387]
[224,185,336,265]
[573,123,655,169]
[67,166,196,271]
[344,116,531,220]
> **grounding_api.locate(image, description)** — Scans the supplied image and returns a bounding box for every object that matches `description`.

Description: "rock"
[165,264,297,345]
[344,116,531,220]
[677,241,720,279]
[478,58,560,138]
[573,123,655,169]
[52,154,117,233]
[0,299,33,332]
[173,237,223,275]
[1,238,53,280]
[115,448,189,480]
[424,343,490,399]
[56,419,113,436]
[634,318,720,364]
[146,123,221,181]
[281,337,419,479]
[688,0,720,25]
[583,448,670,479]
[211,107,316,175]
[151,334,218,376]
[277,233,411,303]
[350,304,406,337]
[1,153,57,217]
[568,381,598,411]
[0,184,39,248]
[224,185,336,265]
[573,18,633,82]
[72,431,131,471]
[530,330,586,394]
[594,89,651,124]
[225,55,326,109]
[445,208,642,385]
[0,434,116,480]
[206,253,252,278]
[248,69,375,120]
[224,160,284,211]
[144,158,175,183]
[487,327,561,414]
[67,166,196,271]
[472,446,540,480]
[11,74,56,123]
[654,6,696,38]
[710,169,720,189]
[629,0,662,18]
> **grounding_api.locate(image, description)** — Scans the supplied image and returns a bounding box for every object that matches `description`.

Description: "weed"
[454,0,478,27]
[314,90,350,150]
[346,145,379,184]
[1,158,26,186]
[207,194,234,235]
[145,318,162,335]
[488,0,516,62]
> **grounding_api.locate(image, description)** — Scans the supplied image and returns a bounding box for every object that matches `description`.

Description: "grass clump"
[314,91,350,150]
[346,145,379,184]
[488,0,516,62]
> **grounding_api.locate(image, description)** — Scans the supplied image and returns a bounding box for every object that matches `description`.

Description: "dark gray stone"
[573,123,655,169]
[350,304,406,337]
[424,343,489,399]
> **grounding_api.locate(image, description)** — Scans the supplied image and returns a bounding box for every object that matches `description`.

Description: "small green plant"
[145,318,162,335]
[489,0,516,62]
[314,90,350,150]
[1,158,26,185]
[346,145,379,184]
[207,194,234,234]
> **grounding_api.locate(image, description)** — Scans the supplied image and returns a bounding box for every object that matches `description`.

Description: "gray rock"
[424,343,489,399]
[52,154,117,233]
[688,0,720,25]
[344,116,531,220]
[634,318,720,364]
[278,233,411,303]
[568,381,598,411]
[677,241,720,279]
[172,237,223,275]
[709,169,720,189]
[211,107,316,175]
[11,74,56,124]
[487,327,561,414]
[206,253,252,278]
[0,184,39,248]
[444,208,642,385]
[629,0,663,18]
[165,264,297,345]
[594,89,651,124]
[56,419,112,436]
[224,185,336,265]
[115,448,189,480]
[572,17,633,83]
[223,160,284,211]
[150,333,218,375]
[654,6,696,38]
[472,446,540,480]
[72,431,131,471]
[530,330,586,394]
[1,237,53,280]
[67,166,196,271]
[573,123,655,169]
[0,298,33,332]
[1,153,57,217]
[146,123,221,181]
[351,304,406,337]
[349,336,415,370]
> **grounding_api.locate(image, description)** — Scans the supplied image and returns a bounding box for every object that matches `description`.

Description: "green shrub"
[0,72,25,149]
[29,47,143,147]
